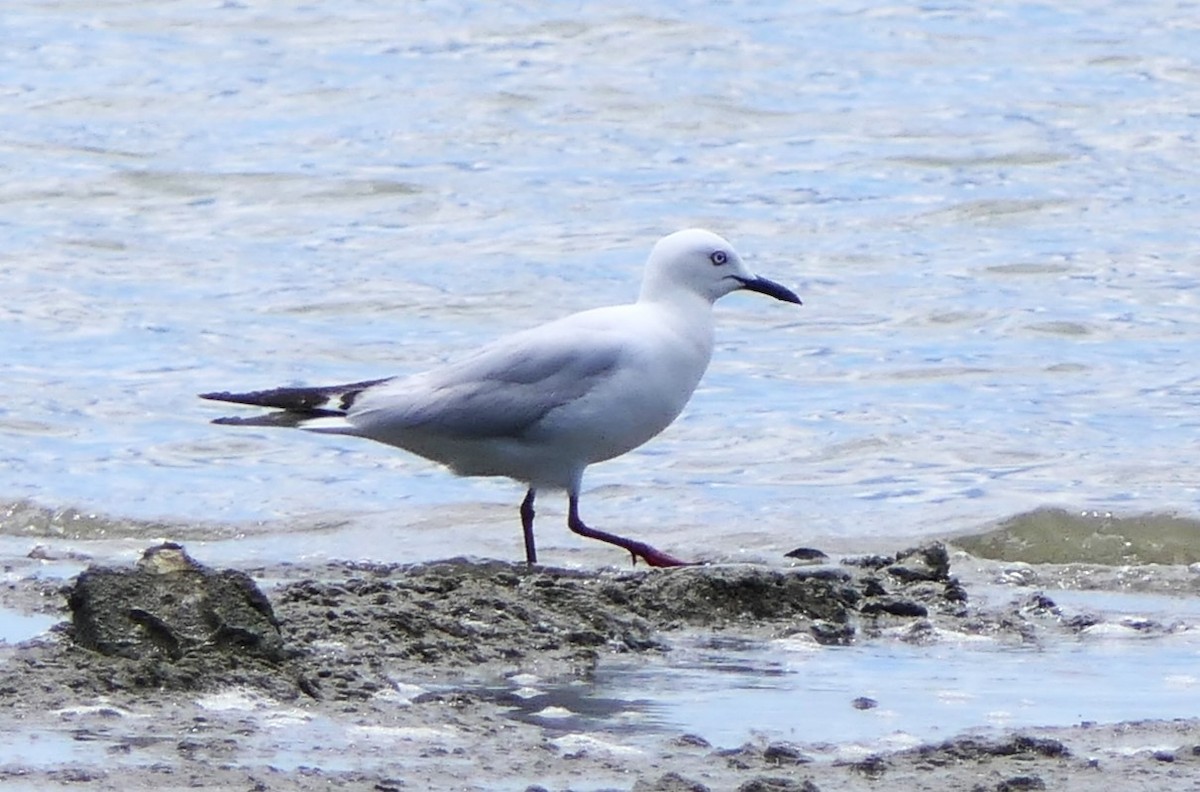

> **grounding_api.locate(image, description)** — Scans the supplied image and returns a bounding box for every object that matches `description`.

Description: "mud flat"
[1,540,1198,791]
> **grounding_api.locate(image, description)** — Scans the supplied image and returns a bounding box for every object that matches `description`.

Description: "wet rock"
[632,771,711,791]
[68,543,283,664]
[763,742,812,765]
[943,577,970,603]
[1121,617,1162,633]
[50,768,105,784]
[8,537,1125,714]
[849,754,888,778]
[851,696,878,710]
[276,560,663,678]
[784,547,828,562]
[886,543,951,583]
[628,565,859,626]
[841,543,966,624]
[38,545,998,704]
[737,778,819,792]
[1064,613,1102,632]
[861,576,888,597]
[1151,750,1175,762]
[1020,592,1060,615]
[717,743,757,770]
[809,620,855,646]
[840,553,894,570]
[913,735,1069,765]
[860,598,928,618]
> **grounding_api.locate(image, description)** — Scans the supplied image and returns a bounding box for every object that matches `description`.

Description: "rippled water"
[3,0,1199,564]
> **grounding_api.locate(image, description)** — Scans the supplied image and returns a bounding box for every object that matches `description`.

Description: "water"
[588,586,1200,748]
[2,0,1199,759]
[3,1,1199,558]
[0,608,58,645]
[588,630,1200,748]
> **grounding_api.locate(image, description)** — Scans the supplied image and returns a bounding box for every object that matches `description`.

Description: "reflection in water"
[570,625,1200,748]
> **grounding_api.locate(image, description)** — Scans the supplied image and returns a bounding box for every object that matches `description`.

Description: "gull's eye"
[709,250,729,266]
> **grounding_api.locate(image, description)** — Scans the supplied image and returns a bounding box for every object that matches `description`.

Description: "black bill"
[734,275,802,305]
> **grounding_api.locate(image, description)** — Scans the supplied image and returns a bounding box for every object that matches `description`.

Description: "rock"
[810,620,855,646]
[737,778,819,792]
[632,771,711,791]
[886,543,951,583]
[841,554,894,570]
[914,735,1069,764]
[671,734,712,748]
[851,696,878,710]
[628,565,859,626]
[860,598,928,618]
[763,742,812,765]
[944,577,969,603]
[784,547,828,562]
[850,754,888,777]
[68,543,284,664]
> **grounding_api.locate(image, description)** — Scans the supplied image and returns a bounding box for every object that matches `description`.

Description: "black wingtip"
[198,378,392,411]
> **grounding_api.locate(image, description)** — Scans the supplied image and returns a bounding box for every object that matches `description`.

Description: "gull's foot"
[565,502,695,568]
[628,544,695,568]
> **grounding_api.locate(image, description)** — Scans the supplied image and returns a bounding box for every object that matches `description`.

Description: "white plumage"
[201,229,801,567]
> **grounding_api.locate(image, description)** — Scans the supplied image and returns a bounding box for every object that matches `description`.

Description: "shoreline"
[1,542,1198,790]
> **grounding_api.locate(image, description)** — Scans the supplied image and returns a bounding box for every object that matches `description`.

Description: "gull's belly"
[534,350,704,465]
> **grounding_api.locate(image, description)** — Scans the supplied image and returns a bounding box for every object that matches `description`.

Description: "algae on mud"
[953,507,1200,565]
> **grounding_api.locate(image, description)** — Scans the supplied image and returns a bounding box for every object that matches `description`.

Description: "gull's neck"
[637,279,716,311]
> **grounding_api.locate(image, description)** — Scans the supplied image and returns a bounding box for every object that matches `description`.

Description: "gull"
[200,229,801,567]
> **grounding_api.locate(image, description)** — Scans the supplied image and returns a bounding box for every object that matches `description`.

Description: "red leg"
[567,493,692,568]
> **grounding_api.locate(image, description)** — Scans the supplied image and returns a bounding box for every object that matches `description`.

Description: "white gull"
[201,229,801,566]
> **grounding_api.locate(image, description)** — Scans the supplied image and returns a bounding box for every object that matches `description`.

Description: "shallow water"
[475,586,1200,750]
[589,620,1200,749]
[0,608,58,646]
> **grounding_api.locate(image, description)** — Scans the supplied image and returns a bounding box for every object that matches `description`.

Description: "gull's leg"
[566,492,691,568]
[520,488,538,566]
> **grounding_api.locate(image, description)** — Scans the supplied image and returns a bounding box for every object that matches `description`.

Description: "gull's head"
[639,229,802,307]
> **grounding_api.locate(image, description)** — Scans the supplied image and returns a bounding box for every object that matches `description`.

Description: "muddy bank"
[7,543,960,701]
[1,542,1198,791]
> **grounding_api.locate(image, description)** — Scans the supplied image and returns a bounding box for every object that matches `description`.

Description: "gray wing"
[348,320,622,440]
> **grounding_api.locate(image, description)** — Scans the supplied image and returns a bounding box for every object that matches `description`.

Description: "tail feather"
[200,377,391,413]
[211,411,339,428]
[200,377,391,426]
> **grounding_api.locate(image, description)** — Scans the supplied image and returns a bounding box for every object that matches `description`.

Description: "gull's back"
[313,296,716,490]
